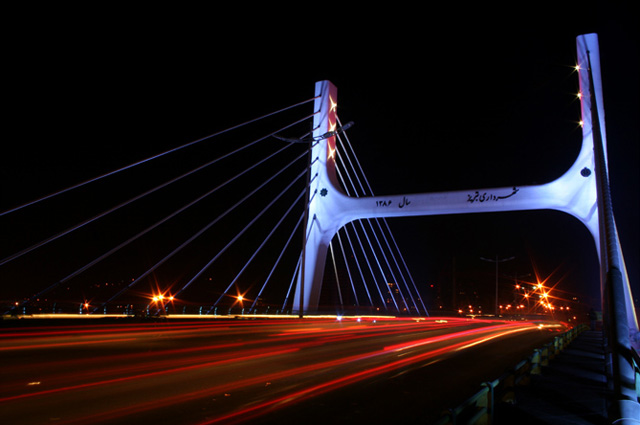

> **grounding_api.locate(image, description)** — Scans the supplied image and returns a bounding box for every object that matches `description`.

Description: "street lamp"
[480,255,515,317]
[150,293,174,315]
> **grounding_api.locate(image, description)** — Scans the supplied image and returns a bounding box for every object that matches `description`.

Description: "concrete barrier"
[433,324,589,425]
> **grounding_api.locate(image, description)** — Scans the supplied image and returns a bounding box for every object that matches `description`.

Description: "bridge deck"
[495,330,610,424]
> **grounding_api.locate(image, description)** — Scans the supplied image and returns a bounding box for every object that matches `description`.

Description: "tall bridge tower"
[292,34,638,341]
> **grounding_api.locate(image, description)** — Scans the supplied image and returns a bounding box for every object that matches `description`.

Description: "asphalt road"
[0,316,570,424]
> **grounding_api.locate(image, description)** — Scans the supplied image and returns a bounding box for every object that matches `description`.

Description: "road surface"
[0,316,570,424]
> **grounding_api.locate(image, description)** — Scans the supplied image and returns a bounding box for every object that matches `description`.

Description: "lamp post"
[480,255,514,316]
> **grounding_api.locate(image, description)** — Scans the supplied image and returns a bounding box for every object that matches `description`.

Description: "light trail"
[0,317,570,425]
[198,323,548,424]
[0,347,301,403]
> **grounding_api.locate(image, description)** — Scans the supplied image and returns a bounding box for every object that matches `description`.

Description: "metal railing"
[633,347,640,399]
[433,324,588,425]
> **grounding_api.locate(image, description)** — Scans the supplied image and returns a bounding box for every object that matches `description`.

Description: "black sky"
[2,6,638,313]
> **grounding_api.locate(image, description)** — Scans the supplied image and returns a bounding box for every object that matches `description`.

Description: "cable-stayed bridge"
[1,89,427,317]
[1,31,639,423]
[2,34,637,331]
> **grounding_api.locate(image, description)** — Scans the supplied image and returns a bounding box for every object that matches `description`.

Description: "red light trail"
[0,317,569,424]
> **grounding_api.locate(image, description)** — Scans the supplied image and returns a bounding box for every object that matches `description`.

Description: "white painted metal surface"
[293,35,637,337]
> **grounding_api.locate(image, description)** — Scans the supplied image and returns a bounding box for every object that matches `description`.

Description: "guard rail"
[433,324,588,425]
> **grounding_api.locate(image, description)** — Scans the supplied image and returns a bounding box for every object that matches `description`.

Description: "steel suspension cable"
[328,241,345,309]
[282,254,302,313]
[6,142,299,314]
[0,114,314,268]
[362,219,410,312]
[336,117,427,315]
[342,174,424,316]
[249,208,306,312]
[281,184,320,312]
[249,175,318,312]
[381,219,429,315]
[336,147,414,314]
[1,97,317,217]
[335,230,360,309]
[209,185,307,309]
[94,147,310,311]
[333,168,368,309]
[337,135,415,312]
[343,224,381,310]
[367,218,420,313]
[331,167,375,309]
[336,153,406,313]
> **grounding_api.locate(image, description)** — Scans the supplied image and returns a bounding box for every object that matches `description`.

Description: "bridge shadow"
[494,330,611,425]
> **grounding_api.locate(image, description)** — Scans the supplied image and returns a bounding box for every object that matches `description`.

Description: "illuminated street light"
[149,293,174,315]
[505,272,530,309]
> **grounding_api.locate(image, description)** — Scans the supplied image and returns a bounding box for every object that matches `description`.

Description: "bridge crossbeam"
[292,35,638,344]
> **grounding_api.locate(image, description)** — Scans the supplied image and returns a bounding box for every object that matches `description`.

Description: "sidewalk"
[494,330,611,424]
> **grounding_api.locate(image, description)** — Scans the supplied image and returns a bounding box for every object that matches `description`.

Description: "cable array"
[326,117,428,316]
[2,90,428,317]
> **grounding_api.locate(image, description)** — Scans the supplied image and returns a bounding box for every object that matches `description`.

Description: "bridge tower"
[292,35,638,341]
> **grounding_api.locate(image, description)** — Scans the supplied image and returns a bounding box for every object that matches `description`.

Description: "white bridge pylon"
[292,34,638,335]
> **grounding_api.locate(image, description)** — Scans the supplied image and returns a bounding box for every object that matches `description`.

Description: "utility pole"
[452,256,457,313]
[480,255,515,316]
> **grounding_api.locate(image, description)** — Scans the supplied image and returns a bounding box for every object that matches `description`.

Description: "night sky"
[2,7,637,314]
